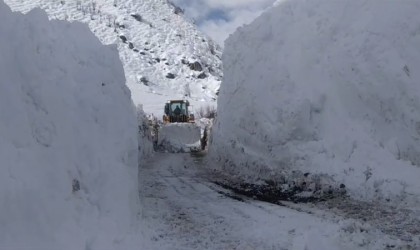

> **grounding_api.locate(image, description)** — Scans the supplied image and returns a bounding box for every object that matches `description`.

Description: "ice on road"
[138,153,395,250]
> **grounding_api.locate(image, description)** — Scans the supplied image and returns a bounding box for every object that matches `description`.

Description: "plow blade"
[158,123,201,153]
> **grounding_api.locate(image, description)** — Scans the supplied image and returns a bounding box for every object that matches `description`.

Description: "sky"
[171,0,277,46]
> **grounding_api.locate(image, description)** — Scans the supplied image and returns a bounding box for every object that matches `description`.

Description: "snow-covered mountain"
[4,0,222,115]
[210,0,420,208]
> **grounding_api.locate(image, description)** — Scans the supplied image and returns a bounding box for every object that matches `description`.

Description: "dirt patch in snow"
[213,178,420,247]
[213,180,336,205]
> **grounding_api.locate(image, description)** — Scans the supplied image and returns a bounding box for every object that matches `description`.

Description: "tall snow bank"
[210,0,420,205]
[0,1,140,248]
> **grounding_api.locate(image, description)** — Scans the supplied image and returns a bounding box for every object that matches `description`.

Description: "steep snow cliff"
[210,0,420,206]
[0,2,142,248]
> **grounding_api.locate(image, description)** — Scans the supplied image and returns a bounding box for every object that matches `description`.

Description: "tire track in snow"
[138,152,401,250]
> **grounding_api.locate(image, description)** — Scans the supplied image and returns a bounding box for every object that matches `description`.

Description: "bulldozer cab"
[163,100,194,123]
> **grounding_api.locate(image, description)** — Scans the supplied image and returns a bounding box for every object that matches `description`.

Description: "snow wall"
[0,2,143,248]
[137,105,155,162]
[210,0,420,206]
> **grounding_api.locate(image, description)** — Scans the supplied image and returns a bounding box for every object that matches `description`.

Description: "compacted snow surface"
[139,152,417,250]
[0,2,143,248]
[211,0,420,207]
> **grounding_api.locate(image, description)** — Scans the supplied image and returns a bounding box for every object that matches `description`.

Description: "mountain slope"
[4,0,222,114]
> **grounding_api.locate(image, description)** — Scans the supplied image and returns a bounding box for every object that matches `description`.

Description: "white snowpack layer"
[211,0,420,205]
[139,153,401,250]
[0,2,141,248]
[158,123,201,152]
[3,0,222,116]
[137,105,155,163]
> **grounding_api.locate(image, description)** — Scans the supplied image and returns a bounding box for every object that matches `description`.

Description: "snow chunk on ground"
[0,2,140,248]
[210,0,420,206]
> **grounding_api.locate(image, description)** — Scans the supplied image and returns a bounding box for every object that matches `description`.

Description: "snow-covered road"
[138,152,417,250]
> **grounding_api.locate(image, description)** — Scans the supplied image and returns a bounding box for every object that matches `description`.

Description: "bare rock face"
[189,61,203,71]
[197,72,207,79]
[166,73,176,79]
